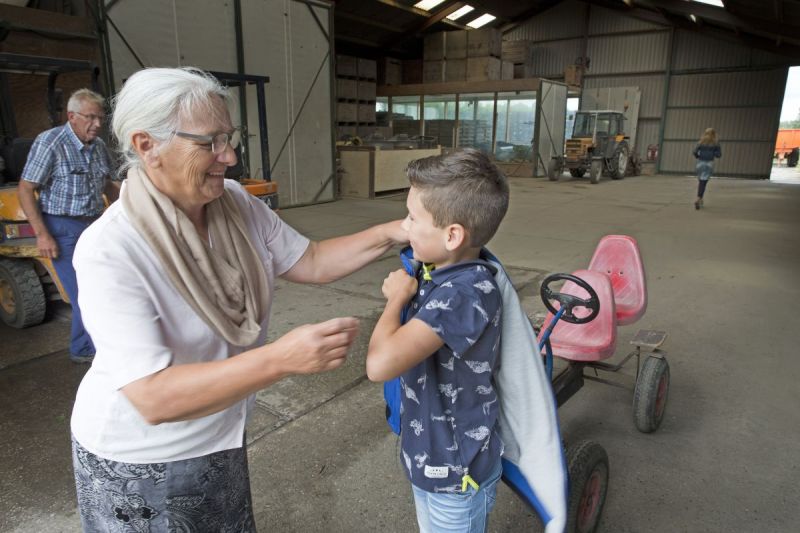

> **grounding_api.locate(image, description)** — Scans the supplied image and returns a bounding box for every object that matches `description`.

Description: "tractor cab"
[572,111,625,140]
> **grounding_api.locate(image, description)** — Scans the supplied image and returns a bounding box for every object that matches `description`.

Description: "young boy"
[366,149,509,532]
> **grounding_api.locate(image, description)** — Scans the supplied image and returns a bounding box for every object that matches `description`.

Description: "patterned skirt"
[72,436,256,533]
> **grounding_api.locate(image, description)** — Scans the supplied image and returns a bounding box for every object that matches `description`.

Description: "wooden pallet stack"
[422,29,511,83]
[336,55,377,138]
[501,40,536,79]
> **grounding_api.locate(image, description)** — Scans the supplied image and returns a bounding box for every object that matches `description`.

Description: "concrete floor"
[1,173,799,532]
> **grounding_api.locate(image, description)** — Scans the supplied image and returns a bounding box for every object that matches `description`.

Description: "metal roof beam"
[636,0,800,43]
[336,10,405,34]
[373,0,467,29]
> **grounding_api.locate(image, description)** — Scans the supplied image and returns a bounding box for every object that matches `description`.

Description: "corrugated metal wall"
[506,0,791,178]
[106,0,335,206]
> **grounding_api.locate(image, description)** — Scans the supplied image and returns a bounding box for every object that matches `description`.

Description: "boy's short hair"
[406,148,509,247]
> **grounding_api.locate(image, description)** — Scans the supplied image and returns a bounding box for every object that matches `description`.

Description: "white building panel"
[584,74,665,118]
[174,0,238,72]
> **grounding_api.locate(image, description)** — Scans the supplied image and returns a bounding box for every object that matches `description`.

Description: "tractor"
[548,110,640,184]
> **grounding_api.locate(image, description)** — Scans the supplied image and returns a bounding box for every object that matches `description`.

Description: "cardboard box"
[336,54,358,77]
[565,64,583,86]
[445,59,466,82]
[423,60,446,83]
[502,40,534,64]
[378,57,402,85]
[445,30,467,59]
[358,58,377,80]
[501,61,514,80]
[337,102,358,123]
[467,28,501,58]
[336,78,358,100]
[514,63,535,79]
[358,104,376,123]
[358,80,376,101]
[424,33,446,61]
[467,56,501,82]
[403,59,423,84]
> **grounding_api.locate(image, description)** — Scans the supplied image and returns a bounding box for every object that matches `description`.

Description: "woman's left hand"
[383,220,409,246]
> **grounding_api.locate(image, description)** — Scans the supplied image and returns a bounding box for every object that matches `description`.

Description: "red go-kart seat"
[588,235,647,326]
[538,269,617,362]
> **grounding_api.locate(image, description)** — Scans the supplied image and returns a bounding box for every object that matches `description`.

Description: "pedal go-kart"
[535,234,670,532]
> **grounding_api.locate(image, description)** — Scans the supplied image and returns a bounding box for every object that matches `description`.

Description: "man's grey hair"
[67,88,105,113]
[406,148,509,248]
[111,67,231,175]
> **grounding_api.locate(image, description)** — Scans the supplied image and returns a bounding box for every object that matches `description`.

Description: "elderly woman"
[69,67,406,531]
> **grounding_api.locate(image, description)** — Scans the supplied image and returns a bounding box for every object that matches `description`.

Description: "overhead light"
[467,13,496,29]
[447,5,475,21]
[414,0,446,11]
[689,14,697,22]
[692,0,724,7]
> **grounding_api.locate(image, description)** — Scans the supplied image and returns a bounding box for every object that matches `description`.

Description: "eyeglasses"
[174,129,242,154]
[74,111,105,123]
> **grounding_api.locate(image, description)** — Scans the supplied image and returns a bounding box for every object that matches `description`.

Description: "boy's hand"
[382,269,418,303]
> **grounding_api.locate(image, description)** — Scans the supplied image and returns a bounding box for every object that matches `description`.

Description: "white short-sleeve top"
[70,179,309,463]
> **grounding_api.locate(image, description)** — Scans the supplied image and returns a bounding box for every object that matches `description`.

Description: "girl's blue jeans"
[411,458,502,533]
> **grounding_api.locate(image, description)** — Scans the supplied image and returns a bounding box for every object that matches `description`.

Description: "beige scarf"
[122,167,268,346]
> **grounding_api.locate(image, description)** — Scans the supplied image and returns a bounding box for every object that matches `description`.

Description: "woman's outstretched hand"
[271,317,360,375]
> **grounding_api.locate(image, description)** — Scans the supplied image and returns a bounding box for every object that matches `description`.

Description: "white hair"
[111,67,231,175]
[67,88,104,112]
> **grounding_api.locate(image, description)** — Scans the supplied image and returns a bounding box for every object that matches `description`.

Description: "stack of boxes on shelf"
[501,40,536,79]
[336,55,377,138]
[422,29,512,83]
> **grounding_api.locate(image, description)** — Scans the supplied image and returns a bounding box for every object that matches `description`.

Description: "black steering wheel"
[540,273,600,325]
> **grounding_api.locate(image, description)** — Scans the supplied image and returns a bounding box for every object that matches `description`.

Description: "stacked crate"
[502,40,535,79]
[336,55,377,138]
[423,29,510,83]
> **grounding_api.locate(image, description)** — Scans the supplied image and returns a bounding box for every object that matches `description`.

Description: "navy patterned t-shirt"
[399,259,503,493]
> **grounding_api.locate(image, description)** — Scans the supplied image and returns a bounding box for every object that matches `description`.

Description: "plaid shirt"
[21,123,112,217]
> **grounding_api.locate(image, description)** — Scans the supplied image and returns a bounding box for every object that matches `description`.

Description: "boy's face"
[402,187,450,265]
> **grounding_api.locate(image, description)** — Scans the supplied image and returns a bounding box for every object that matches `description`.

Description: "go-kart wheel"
[632,355,670,433]
[540,273,600,324]
[566,440,609,533]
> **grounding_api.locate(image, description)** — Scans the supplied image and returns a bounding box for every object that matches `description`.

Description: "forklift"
[0,54,277,328]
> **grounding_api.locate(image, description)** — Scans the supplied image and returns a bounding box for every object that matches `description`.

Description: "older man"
[18,88,119,363]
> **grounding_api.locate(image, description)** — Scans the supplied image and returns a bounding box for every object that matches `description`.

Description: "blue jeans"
[411,458,502,533]
[43,214,96,357]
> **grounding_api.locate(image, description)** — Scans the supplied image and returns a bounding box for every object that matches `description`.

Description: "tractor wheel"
[609,142,629,179]
[0,258,47,328]
[633,355,670,433]
[547,159,562,181]
[589,160,602,184]
[570,168,586,178]
[566,440,609,533]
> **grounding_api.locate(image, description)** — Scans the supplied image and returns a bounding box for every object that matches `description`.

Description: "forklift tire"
[589,160,602,184]
[609,143,629,179]
[547,159,562,181]
[633,355,670,433]
[0,258,47,328]
[566,440,609,533]
[570,168,586,178]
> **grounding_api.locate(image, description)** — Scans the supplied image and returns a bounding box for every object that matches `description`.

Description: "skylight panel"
[414,0,446,11]
[692,0,724,7]
[467,13,496,29]
[447,5,475,21]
